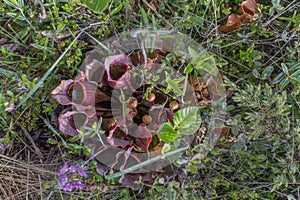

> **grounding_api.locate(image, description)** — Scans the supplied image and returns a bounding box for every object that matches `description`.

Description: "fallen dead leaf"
[219,0,259,33]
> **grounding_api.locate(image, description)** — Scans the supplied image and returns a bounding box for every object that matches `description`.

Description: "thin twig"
[17,122,43,162]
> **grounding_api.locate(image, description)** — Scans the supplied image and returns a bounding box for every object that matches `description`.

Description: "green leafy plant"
[81,0,111,14]
[157,106,201,142]
[188,47,219,77]
[230,82,290,140]
[272,62,300,91]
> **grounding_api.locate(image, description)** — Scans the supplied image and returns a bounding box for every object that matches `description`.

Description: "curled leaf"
[52,72,110,106]
[104,54,134,90]
[131,49,161,70]
[218,14,243,33]
[218,0,258,33]
[106,137,130,148]
[51,79,74,105]
[58,111,97,136]
[241,0,258,15]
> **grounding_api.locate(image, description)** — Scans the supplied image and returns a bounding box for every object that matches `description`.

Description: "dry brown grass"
[0,154,56,200]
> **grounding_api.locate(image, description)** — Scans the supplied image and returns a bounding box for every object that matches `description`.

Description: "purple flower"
[58,162,69,175]
[75,165,87,177]
[56,163,87,192]
[62,181,84,192]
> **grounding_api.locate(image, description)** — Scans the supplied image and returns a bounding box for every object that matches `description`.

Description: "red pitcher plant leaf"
[133,123,153,152]
[120,172,153,190]
[107,116,128,139]
[104,54,135,90]
[131,49,161,70]
[52,71,111,119]
[106,137,130,148]
[58,111,97,136]
[51,79,74,106]
[52,71,110,108]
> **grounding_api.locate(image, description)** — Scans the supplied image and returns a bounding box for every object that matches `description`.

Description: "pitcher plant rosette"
[52,29,226,189]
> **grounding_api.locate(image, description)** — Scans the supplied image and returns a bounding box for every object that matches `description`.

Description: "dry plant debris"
[218,0,259,33]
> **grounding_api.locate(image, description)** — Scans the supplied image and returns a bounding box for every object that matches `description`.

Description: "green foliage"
[165,73,185,96]
[157,122,177,143]
[231,82,290,139]
[270,0,284,15]
[272,62,300,91]
[173,106,201,135]
[1,0,300,198]
[157,106,201,142]
[189,47,219,77]
[82,0,111,14]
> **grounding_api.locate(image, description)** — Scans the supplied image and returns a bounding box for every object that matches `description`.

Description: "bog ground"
[0,0,299,199]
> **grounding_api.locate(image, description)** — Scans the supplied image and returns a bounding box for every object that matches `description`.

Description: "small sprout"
[128,97,138,108]
[147,93,156,102]
[142,115,152,125]
[169,101,179,111]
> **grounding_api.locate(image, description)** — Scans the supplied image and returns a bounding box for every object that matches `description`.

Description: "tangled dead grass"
[0,154,56,200]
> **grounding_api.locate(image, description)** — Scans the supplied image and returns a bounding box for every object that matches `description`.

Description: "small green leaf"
[231,125,239,135]
[252,69,260,78]
[154,185,164,191]
[281,63,289,75]
[157,122,177,142]
[184,63,193,73]
[187,164,197,173]
[292,77,300,84]
[188,16,203,27]
[262,66,274,80]
[161,143,171,159]
[82,0,111,13]
[174,106,201,135]
[188,47,198,59]
[226,105,235,112]
[271,72,284,84]
[139,5,149,26]
[109,2,124,16]
[200,62,219,77]
[176,157,188,165]
[69,134,82,142]
[165,72,185,96]
[47,138,57,145]
[68,143,84,150]
[279,78,290,91]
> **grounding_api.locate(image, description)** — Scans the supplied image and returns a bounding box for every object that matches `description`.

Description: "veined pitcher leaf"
[173,106,201,135]
[157,122,177,142]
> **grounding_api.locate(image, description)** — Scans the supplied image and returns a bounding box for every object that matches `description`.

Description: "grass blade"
[37,113,67,146]
[84,31,113,54]
[0,68,17,75]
